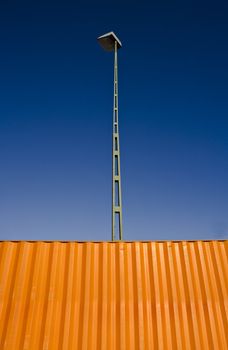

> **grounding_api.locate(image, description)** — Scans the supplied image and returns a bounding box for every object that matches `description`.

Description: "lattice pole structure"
[97,32,123,241]
[112,40,123,240]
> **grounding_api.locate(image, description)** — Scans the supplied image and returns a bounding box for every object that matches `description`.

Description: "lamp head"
[97,31,122,51]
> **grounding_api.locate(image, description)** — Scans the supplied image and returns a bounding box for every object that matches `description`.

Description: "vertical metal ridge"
[24,242,48,349]
[77,243,88,350]
[189,242,212,348]
[140,242,150,349]
[0,242,14,342]
[109,242,117,350]
[38,242,54,350]
[131,242,141,349]
[179,242,196,349]
[142,242,153,349]
[174,243,194,349]
[47,243,65,348]
[4,243,29,349]
[211,242,228,346]
[212,242,227,299]
[106,243,112,349]
[89,243,99,349]
[19,242,38,350]
[42,242,62,349]
[81,243,92,350]
[87,243,94,349]
[58,242,70,349]
[100,242,108,350]
[183,242,202,349]
[0,242,21,349]
[147,242,158,349]
[124,242,131,349]
[217,242,228,297]
[69,243,83,348]
[140,243,153,348]
[152,241,166,349]
[134,242,146,349]
[78,243,91,349]
[160,242,172,349]
[162,242,178,349]
[61,243,76,349]
[125,242,136,349]
[217,241,228,320]
[195,242,216,346]
[200,241,219,348]
[115,243,121,350]
[206,242,227,347]
[171,243,186,348]
[197,241,219,348]
[167,242,184,349]
[118,241,127,350]
[96,242,103,350]
[0,240,5,267]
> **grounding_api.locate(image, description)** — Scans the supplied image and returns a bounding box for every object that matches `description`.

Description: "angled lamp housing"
[97,31,122,51]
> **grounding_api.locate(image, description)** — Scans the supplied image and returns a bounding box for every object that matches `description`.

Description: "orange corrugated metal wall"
[0,241,227,349]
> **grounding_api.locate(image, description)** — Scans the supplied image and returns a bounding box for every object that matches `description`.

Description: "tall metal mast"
[97,32,123,241]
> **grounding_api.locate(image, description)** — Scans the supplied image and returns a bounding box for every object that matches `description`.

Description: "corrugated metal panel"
[0,240,227,349]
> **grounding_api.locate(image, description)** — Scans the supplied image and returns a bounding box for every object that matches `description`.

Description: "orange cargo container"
[0,240,227,349]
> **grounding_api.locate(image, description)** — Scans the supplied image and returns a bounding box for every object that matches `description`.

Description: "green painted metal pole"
[112,40,123,241]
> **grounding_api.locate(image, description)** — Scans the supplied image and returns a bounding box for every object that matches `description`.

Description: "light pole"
[97,32,123,241]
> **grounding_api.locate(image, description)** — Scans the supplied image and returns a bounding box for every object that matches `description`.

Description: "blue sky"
[0,1,228,240]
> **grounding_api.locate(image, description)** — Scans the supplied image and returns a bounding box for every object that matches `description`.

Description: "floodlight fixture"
[97,31,122,51]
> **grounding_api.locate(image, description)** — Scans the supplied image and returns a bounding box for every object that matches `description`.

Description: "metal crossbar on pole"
[97,32,123,241]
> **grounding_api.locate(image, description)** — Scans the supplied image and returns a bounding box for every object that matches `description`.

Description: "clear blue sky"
[0,1,227,241]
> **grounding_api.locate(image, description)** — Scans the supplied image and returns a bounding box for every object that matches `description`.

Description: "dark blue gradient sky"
[1,1,228,240]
